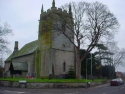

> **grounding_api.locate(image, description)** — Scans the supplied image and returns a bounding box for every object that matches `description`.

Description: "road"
[0,83,125,94]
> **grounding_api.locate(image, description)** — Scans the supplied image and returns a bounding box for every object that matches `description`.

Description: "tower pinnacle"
[41,4,44,13]
[69,4,71,14]
[52,0,55,8]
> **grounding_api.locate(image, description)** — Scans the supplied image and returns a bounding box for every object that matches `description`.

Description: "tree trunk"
[75,47,81,79]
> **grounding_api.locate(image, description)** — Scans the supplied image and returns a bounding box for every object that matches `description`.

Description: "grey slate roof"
[5,53,15,62]
[5,40,38,62]
[14,40,38,57]
[12,62,28,71]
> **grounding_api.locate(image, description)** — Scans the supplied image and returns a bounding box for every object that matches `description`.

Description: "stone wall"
[12,54,35,73]
[0,80,108,89]
[54,50,74,75]
[4,62,11,73]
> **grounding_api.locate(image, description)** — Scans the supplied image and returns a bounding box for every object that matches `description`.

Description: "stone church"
[4,0,75,78]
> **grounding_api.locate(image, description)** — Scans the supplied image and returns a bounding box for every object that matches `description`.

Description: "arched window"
[63,62,66,72]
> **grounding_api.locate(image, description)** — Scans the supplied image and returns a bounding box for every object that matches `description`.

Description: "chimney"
[14,41,18,53]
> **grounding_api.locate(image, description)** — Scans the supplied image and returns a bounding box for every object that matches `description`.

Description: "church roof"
[5,40,38,62]
[12,62,28,71]
[5,53,15,62]
[14,40,38,57]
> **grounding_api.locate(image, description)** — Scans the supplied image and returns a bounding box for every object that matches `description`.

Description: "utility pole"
[91,53,93,80]
[86,59,88,88]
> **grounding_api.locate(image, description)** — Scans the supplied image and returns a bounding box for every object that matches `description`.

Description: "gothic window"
[63,62,66,72]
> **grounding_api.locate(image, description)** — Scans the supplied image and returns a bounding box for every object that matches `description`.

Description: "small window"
[63,62,66,72]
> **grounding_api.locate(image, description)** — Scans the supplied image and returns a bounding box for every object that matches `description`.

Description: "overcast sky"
[0,0,125,71]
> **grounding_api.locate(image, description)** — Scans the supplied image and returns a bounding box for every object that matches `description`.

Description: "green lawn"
[0,78,107,83]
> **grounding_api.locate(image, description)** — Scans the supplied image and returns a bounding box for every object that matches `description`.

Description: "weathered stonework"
[0,80,109,89]
[12,54,35,73]
[37,0,75,78]
[4,0,75,78]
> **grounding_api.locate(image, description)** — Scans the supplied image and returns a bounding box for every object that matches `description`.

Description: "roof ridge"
[5,40,38,62]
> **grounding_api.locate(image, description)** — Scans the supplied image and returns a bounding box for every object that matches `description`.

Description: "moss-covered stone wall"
[37,18,52,78]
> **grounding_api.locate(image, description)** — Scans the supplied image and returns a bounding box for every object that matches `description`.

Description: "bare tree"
[52,1,119,79]
[114,48,125,68]
[0,21,12,55]
[0,57,3,67]
[105,40,125,69]
[99,39,125,78]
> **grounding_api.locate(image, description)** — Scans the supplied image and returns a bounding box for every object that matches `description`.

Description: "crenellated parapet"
[38,0,73,35]
[40,7,71,20]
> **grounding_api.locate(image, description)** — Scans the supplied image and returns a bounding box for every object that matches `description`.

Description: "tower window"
[63,62,66,72]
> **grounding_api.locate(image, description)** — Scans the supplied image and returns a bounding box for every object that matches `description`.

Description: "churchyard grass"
[0,78,107,83]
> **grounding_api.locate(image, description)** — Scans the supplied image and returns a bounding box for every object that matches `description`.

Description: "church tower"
[37,0,74,78]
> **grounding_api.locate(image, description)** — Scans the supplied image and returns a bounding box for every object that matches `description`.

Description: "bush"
[66,66,76,79]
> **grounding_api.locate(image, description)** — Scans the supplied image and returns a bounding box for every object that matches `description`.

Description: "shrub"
[66,66,76,79]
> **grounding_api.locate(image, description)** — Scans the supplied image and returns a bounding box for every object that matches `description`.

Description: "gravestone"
[3,72,7,78]
[16,73,20,78]
[7,71,10,77]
